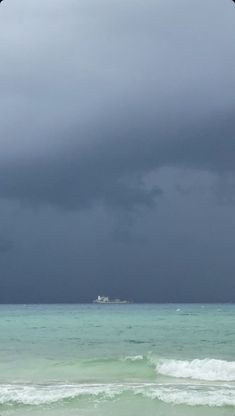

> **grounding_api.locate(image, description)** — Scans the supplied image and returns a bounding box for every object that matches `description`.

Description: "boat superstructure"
[93,295,131,304]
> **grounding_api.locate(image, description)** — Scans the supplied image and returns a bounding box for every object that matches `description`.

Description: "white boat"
[93,295,131,304]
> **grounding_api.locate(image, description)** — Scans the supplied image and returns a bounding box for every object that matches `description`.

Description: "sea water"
[0,303,234,415]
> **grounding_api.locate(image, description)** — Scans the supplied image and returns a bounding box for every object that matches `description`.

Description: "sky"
[0,0,235,303]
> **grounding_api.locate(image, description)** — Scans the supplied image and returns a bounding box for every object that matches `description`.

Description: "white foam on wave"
[155,358,235,381]
[0,383,123,406]
[139,384,235,407]
[122,355,144,362]
[1,382,235,407]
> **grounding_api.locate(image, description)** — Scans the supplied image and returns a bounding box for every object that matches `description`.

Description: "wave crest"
[155,358,235,381]
[121,355,144,362]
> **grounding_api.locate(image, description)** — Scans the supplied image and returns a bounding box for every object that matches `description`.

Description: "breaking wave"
[1,357,235,408]
[119,355,235,382]
[155,358,235,381]
[0,382,235,407]
[0,383,122,406]
[141,384,235,407]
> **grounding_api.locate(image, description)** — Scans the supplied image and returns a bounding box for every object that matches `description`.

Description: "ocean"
[0,303,234,415]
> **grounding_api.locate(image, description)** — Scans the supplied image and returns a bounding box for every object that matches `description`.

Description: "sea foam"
[0,383,123,406]
[0,382,235,407]
[140,384,235,407]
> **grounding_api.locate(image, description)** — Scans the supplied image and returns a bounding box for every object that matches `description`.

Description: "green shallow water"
[0,304,234,415]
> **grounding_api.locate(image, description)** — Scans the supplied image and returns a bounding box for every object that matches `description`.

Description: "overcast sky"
[0,0,235,303]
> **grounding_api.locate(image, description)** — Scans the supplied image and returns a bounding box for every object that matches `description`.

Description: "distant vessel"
[93,295,131,304]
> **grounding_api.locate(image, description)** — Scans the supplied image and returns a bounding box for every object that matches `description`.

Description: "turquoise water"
[0,304,234,415]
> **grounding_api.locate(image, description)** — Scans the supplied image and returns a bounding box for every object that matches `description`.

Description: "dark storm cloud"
[0,109,234,210]
[0,236,13,253]
[0,0,234,211]
[0,0,235,302]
